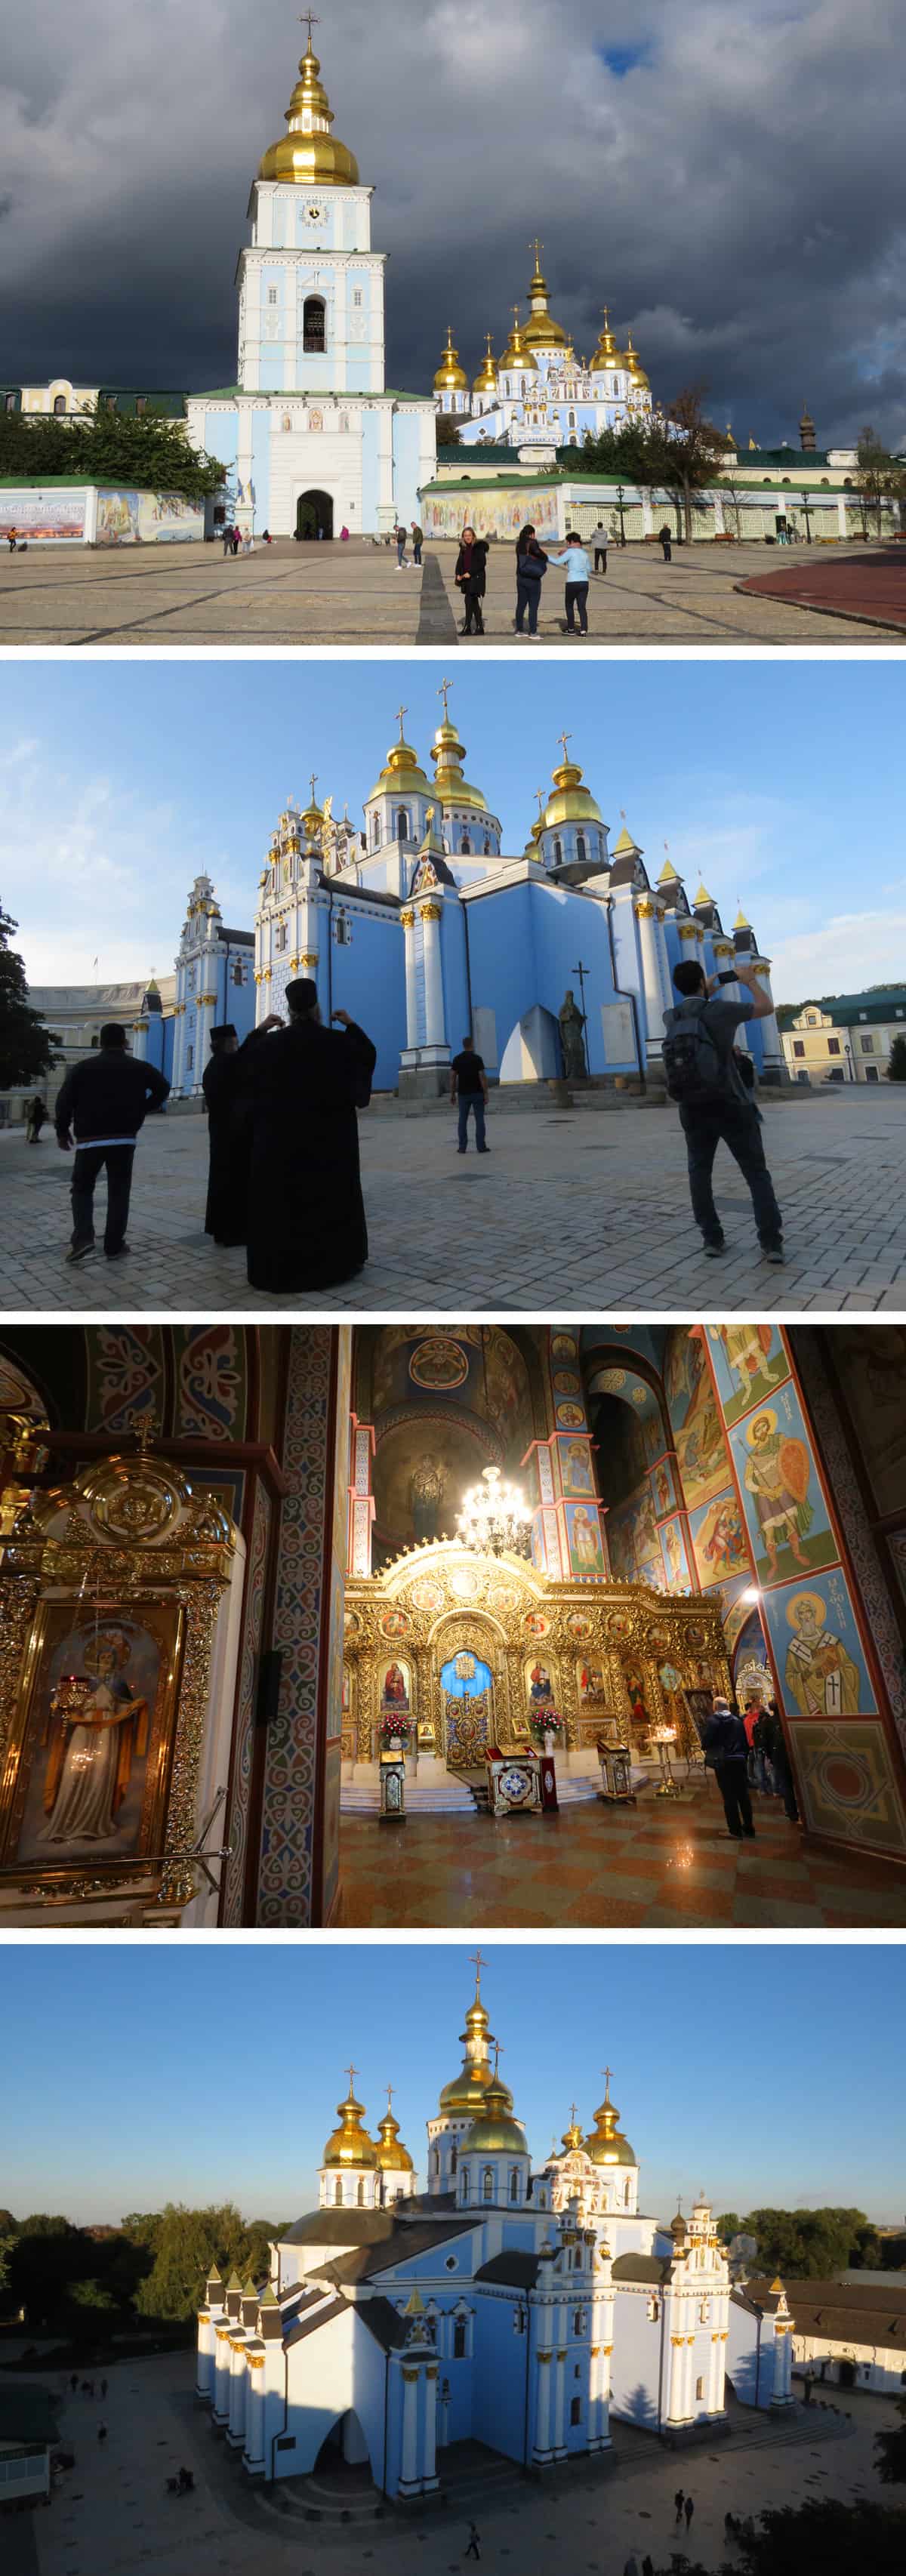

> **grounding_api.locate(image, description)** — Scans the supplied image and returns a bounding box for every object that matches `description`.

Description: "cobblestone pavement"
[29,2348,891,2576]
[0,534,896,646]
[2,1086,903,1316]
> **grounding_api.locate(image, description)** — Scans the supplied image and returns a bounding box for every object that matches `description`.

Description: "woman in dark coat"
[202,1018,282,1245]
[454,525,489,634]
[514,522,548,636]
[244,981,377,1293]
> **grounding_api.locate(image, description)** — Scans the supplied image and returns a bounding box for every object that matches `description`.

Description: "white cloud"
[770,907,906,1001]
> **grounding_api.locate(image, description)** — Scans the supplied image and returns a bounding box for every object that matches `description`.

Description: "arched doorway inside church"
[296,488,334,540]
[315,2410,371,2470]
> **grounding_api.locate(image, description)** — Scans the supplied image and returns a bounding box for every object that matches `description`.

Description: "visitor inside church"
[1,1320,903,1934]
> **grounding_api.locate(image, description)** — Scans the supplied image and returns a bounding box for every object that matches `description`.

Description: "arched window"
[483,836,492,855]
[482,2167,494,2202]
[454,2319,467,2359]
[460,2168,470,2203]
[5,391,17,413]
[357,2177,365,2206]
[569,408,576,429]
[396,809,410,841]
[624,2178,632,2206]
[576,833,587,866]
[303,296,326,353]
[450,2144,458,2173]
[334,2178,343,2205]
[509,2168,519,2202]
[371,812,381,849]
[553,837,562,867]
[461,833,471,855]
[53,394,66,415]
[431,2148,439,2175]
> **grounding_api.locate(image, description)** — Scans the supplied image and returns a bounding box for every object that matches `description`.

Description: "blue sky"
[3,1943,901,2226]
[2,660,904,1005]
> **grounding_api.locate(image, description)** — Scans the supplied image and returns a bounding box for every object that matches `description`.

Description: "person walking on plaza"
[244,979,376,1293]
[221,522,234,557]
[514,522,548,636]
[410,521,424,565]
[684,2496,695,2533]
[55,1025,170,1264]
[455,525,488,634]
[662,957,784,1262]
[701,1693,755,1839]
[394,523,408,568]
[202,1015,282,1246]
[232,525,242,556]
[673,2487,685,2526]
[25,1093,48,1143]
[592,522,608,572]
[659,524,673,561]
[548,529,592,633]
[464,2523,481,2561]
[450,1034,490,1154]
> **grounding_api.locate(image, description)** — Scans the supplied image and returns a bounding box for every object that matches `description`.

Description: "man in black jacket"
[55,1024,170,1262]
[701,1694,756,1840]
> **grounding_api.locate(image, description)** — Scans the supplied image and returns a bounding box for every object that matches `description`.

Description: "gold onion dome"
[499,309,537,374]
[522,242,570,349]
[623,334,649,388]
[322,2075,378,2168]
[543,752,603,831]
[434,328,469,393]
[374,2100,414,2174]
[590,307,619,372]
[585,2071,636,2168]
[561,2108,585,2153]
[257,38,359,186]
[371,716,430,801]
[461,2071,527,2156]
[473,335,498,395]
[431,716,488,817]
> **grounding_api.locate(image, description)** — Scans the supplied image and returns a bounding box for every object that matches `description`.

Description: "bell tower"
[238,25,386,396]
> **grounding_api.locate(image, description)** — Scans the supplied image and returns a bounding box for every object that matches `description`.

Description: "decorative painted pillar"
[532,2297,554,2464]
[422,2364,439,2490]
[634,898,670,1062]
[132,1015,149,1062]
[552,2340,568,2460]
[419,900,447,1055]
[772,2320,794,2407]
[399,2363,421,2494]
[348,1416,375,1576]
[400,906,420,1049]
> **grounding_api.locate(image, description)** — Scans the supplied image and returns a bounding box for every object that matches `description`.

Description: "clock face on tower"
[304,202,325,224]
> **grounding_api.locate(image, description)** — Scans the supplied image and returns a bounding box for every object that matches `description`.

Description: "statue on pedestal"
[558,989,587,1080]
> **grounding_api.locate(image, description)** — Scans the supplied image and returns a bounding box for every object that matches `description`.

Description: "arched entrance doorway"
[296,489,334,540]
[838,2359,857,2389]
[315,2409,371,2470]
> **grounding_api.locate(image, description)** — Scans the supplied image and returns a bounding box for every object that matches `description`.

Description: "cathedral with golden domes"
[434,253,655,450]
[195,1961,793,2494]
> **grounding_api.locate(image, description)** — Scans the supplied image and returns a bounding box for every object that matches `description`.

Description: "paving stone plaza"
[3,1083,902,1314]
[1,536,902,648]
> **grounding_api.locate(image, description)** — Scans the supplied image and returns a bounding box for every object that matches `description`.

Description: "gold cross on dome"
[469,1946,485,1991]
[536,787,545,815]
[310,772,318,802]
[532,236,544,263]
[602,2065,613,2091]
[602,304,610,327]
[557,731,572,762]
[493,2039,504,2074]
[438,677,453,720]
[396,704,408,737]
[621,807,627,821]
[569,2100,579,2128]
[299,11,319,46]
[344,2062,357,2094]
[386,2082,396,2109]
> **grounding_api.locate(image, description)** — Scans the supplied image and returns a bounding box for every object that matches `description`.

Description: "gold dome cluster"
[370,711,432,801]
[584,2070,636,2168]
[257,35,359,186]
[434,328,469,394]
[461,2067,528,2158]
[541,744,604,832]
[322,2072,413,2171]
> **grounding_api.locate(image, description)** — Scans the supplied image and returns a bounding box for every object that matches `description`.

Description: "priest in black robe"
[244,979,377,1293]
[202,1018,282,1246]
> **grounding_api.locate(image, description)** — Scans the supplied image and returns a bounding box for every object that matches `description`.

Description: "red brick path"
[738,546,906,631]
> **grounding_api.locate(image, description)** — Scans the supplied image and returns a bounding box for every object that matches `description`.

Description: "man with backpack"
[662,958,784,1262]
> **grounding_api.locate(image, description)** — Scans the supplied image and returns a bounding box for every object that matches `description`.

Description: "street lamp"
[615,482,627,547]
[800,490,812,544]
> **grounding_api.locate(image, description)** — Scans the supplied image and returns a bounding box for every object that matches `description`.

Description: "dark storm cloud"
[2,0,905,443]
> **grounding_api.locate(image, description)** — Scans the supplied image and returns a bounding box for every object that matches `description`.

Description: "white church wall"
[499,1004,560,1083]
[280,2306,386,2482]
[725,2300,776,2408]
[609,2288,664,2427]
[471,2291,531,2462]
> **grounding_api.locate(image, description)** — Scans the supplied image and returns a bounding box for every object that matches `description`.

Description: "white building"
[785,2273,906,2393]
[436,263,655,451]
[196,1966,792,2496]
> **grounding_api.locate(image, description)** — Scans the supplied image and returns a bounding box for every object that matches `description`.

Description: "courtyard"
[7,2346,898,2576]
[2,1081,903,1315]
[0,536,902,648]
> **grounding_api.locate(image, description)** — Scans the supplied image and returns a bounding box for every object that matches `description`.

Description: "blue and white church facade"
[249,689,784,1095]
[170,875,254,1099]
[435,261,656,452]
[184,32,436,541]
[195,1965,793,2494]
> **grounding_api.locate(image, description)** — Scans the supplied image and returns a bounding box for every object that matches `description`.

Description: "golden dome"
[542,750,602,832]
[431,712,488,817]
[522,241,570,350]
[623,334,649,389]
[499,308,538,374]
[473,334,498,396]
[322,2074,378,2168]
[585,2071,636,2168]
[370,714,430,802]
[560,2107,585,2154]
[438,1963,513,2111]
[461,2072,528,2157]
[434,328,469,393]
[590,305,619,373]
[257,38,359,186]
[374,2096,414,2174]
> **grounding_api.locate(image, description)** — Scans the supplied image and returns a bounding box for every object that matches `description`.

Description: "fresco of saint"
[38,1630,149,1847]
[743,1411,812,1576]
[783,1592,863,1715]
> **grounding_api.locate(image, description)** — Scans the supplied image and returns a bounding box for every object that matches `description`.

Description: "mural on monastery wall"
[658,1512,695,1592]
[688,1488,750,1592]
[728,1385,839,1591]
[760,1570,877,1718]
[707,1323,791,1427]
[84,1326,166,1437]
[556,1435,596,1497]
[663,1330,730,1509]
[789,1719,906,1857]
[649,1453,680,1519]
[564,1502,606,1576]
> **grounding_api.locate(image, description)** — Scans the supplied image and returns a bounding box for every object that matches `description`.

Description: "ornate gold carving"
[418,901,443,923]
[635,901,655,918]
[400,907,415,929]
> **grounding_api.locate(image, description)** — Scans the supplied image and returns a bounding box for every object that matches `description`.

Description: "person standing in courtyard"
[244,978,376,1293]
[674,2487,685,2525]
[25,1094,48,1143]
[684,2496,695,2533]
[202,1015,282,1247]
[455,525,488,634]
[662,957,784,1262]
[593,522,608,572]
[395,523,408,567]
[410,521,424,565]
[548,528,592,633]
[450,1034,490,1154]
[701,1693,755,1839]
[514,522,548,635]
[55,1024,170,1264]
[659,524,673,561]
[221,522,234,557]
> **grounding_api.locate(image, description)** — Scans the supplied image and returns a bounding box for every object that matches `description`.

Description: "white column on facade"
[532,2303,553,2462]
[227,2337,247,2445]
[667,2328,686,2423]
[399,2364,421,2491]
[213,2323,232,2423]
[753,960,784,1072]
[195,988,217,1092]
[634,898,670,1061]
[708,2322,725,2413]
[196,2306,214,2400]
[400,906,420,1050]
[132,1016,149,1062]
[171,994,185,1095]
[236,399,255,528]
[378,400,395,526]
[676,920,701,979]
[419,900,447,1052]
[422,2365,439,2489]
[552,2332,567,2459]
[772,2322,794,2405]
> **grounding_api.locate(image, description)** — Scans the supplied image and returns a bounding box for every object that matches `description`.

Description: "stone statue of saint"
[558,988,587,1079]
[409,1454,448,1544]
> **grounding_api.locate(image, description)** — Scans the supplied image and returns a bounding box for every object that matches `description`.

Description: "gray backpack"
[662,998,729,1107]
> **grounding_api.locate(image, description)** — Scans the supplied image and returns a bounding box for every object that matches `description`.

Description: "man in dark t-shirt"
[664,960,784,1261]
[450,1035,490,1154]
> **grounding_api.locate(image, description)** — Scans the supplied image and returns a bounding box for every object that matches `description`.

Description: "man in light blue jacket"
[547,532,591,633]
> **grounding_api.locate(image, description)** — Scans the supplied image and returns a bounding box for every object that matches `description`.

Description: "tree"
[855,427,906,540]
[434,414,461,448]
[877,2395,906,2485]
[662,382,729,544]
[0,908,60,1091]
[887,1034,906,1081]
[0,405,226,504]
[724,2497,906,2574]
[715,2213,741,2241]
[740,2204,874,2276]
[133,2202,273,2322]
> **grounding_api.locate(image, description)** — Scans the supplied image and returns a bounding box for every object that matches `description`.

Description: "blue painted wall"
[465,880,633,1077]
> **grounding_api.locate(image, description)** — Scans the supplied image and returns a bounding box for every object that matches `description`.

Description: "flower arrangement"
[378,1712,411,1747]
[528,1706,563,1742]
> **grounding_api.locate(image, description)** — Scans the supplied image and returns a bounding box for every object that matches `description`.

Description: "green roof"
[780,988,906,1030]
[192,387,428,405]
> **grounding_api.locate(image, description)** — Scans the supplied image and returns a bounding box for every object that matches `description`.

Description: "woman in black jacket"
[514,522,548,636]
[455,525,489,634]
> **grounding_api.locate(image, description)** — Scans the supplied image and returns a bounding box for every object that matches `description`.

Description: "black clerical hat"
[210,1023,237,1049]
[285,978,319,1012]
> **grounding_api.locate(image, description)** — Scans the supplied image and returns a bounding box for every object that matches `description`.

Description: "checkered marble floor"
[337,1776,906,1928]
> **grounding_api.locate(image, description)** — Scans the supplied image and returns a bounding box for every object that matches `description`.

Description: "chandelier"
[456,1465,532,1559]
